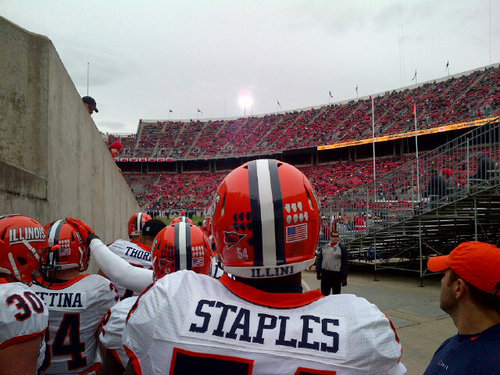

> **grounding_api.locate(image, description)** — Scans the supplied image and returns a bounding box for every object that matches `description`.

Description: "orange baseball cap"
[428,241,500,295]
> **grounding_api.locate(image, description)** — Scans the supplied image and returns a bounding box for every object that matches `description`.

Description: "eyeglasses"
[331,235,339,238]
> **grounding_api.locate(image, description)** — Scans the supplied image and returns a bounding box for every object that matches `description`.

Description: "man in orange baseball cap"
[424,241,500,374]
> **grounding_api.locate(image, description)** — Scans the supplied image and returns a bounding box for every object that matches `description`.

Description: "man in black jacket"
[316,230,348,295]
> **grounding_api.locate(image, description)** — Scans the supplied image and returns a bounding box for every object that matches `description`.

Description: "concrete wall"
[0,16,139,244]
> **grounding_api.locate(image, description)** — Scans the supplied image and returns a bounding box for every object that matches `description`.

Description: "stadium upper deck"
[109,64,499,160]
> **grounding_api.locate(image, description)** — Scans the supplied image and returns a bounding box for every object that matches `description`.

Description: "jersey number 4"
[41,313,87,371]
[169,347,337,375]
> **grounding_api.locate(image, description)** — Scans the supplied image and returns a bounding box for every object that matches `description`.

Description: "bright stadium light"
[238,89,253,115]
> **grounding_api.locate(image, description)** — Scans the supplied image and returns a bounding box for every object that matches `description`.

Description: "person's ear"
[454,278,468,299]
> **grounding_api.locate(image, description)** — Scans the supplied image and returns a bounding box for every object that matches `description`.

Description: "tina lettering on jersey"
[35,291,88,310]
[184,298,347,359]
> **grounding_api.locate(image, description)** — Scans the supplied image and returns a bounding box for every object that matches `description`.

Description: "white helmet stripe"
[177,222,188,270]
[255,159,277,267]
[136,213,143,232]
[47,220,64,246]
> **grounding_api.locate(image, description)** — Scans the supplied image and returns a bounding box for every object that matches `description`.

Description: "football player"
[121,159,407,374]
[67,218,218,291]
[97,222,211,375]
[0,214,49,375]
[101,212,154,299]
[31,219,119,375]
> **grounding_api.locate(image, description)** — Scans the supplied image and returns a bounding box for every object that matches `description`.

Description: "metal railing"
[321,118,500,242]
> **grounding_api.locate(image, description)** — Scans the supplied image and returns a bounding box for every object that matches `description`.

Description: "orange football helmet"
[44,220,90,272]
[152,222,211,279]
[0,214,47,283]
[128,212,152,238]
[171,216,194,225]
[211,159,321,278]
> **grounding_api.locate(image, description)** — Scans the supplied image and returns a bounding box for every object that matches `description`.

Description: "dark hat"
[82,96,99,113]
[142,219,166,238]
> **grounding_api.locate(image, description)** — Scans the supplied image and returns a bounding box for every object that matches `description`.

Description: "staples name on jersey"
[35,291,88,310]
[125,246,152,262]
[9,227,46,244]
[184,298,347,359]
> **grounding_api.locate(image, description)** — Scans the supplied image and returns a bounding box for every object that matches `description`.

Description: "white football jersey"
[107,239,152,299]
[210,256,225,279]
[32,274,119,375]
[99,296,138,367]
[0,280,48,369]
[124,271,406,375]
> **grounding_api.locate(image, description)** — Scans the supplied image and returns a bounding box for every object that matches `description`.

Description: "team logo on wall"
[223,231,246,248]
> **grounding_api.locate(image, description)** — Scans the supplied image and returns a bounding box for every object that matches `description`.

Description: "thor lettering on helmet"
[9,227,47,244]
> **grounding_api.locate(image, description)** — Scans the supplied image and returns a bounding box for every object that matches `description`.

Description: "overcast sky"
[2,0,499,134]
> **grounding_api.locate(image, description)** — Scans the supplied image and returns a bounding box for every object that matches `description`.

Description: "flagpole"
[86,62,90,96]
[371,96,376,204]
[414,104,420,202]
[356,85,359,100]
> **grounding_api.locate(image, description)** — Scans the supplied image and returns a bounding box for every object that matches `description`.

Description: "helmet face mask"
[43,220,90,274]
[211,159,321,279]
[0,214,47,284]
[128,212,152,238]
[152,222,211,280]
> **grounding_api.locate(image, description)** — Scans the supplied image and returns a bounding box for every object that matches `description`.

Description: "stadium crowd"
[108,65,499,160]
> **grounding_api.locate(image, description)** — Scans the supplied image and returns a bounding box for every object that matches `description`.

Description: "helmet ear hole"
[17,257,27,266]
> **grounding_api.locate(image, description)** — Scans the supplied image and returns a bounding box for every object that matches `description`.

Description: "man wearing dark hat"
[424,241,500,374]
[82,96,99,114]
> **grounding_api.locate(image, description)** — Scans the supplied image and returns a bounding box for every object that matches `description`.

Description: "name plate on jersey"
[35,291,88,310]
[181,296,348,360]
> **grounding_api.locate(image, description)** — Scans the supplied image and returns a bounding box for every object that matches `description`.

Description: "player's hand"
[341,279,347,286]
[66,217,97,246]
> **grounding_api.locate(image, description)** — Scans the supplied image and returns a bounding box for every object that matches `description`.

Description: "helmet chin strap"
[22,239,41,261]
[7,252,22,281]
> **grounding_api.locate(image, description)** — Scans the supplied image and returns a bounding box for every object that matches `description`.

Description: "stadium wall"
[0,16,138,244]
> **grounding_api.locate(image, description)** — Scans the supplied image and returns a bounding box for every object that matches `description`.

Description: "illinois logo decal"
[224,231,246,249]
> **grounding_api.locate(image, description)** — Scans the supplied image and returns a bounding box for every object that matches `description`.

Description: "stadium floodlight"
[238,89,253,115]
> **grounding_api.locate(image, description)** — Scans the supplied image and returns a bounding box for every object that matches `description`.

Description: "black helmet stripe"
[136,213,143,232]
[248,160,263,266]
[269,160,286,265]
[248,159,285,267]
[185,223,192,270]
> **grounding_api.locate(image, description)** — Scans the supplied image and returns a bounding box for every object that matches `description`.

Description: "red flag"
[329,90,333,98]
[413,104,416,116]
[197,108,202,113]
